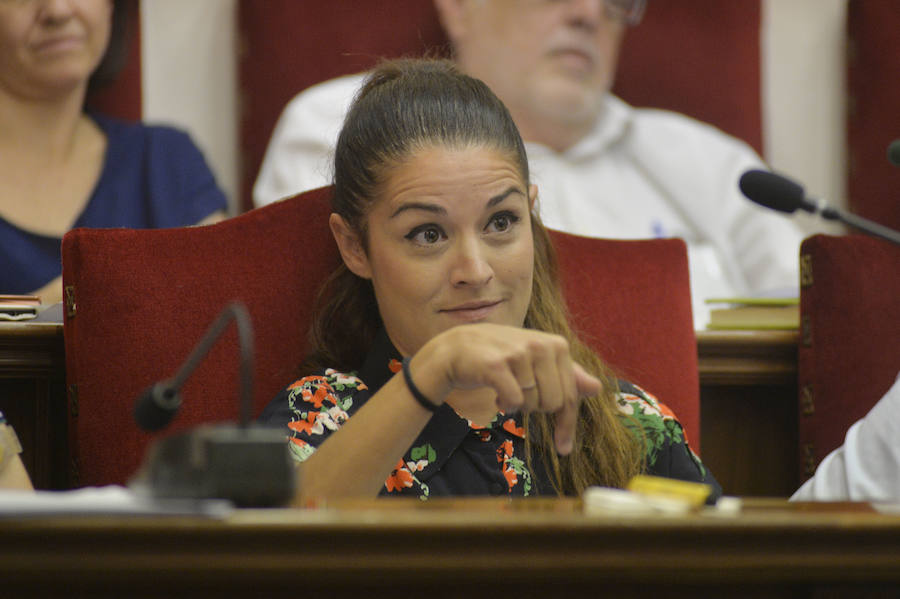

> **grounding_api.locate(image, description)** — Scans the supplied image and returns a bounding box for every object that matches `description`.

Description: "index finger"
[552,396,579,455]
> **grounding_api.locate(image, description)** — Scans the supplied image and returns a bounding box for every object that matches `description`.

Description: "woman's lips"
[440,300,503,322]
[33,35,84,54]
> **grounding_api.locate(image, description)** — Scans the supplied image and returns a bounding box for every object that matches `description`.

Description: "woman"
[260,59,718,502]
[0,0,227,304]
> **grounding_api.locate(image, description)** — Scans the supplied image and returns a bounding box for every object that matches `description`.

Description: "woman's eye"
[406,225,445,245]
[487,212,519,233]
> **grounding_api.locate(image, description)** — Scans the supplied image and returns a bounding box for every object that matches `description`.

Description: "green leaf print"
[506,456,533,496]
[410,443,436,463]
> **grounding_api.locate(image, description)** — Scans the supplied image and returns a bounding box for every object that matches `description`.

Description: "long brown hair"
[305,58,642,494]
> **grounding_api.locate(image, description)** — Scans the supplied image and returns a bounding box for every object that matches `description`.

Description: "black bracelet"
[401,357,440,413]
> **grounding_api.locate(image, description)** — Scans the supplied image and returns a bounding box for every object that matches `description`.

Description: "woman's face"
[0,0,113,99]
[334,144,537,357]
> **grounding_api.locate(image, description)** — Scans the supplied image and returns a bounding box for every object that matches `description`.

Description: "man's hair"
[304,58,643,494]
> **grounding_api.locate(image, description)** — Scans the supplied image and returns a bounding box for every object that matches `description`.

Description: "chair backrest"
[797,234,900,484]
[62,186,338,487]
[62,186,699,486]
[551,232,700,451]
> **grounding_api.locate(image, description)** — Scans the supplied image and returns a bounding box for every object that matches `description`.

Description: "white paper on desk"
[0,485,233,518]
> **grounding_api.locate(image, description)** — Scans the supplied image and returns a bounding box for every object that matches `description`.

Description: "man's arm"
[253,74,365,207]
[791,373,900,501]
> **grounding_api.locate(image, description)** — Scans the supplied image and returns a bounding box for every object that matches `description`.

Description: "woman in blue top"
[260,58,719,503]
[0,0,227,303]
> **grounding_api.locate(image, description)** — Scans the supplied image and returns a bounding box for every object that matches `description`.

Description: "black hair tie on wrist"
[401,357,440,413]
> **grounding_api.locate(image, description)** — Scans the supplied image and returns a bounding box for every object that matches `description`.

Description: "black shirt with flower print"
[259,329,721,501]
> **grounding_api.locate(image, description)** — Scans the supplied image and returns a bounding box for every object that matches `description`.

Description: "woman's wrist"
[401,357,440,413]
[403,343,451,412]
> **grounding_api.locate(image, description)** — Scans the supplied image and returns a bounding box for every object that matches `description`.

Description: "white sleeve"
[791,373,900,501]
[252,74,364,207]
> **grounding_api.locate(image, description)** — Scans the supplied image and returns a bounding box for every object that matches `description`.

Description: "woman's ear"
[329,213,372,279]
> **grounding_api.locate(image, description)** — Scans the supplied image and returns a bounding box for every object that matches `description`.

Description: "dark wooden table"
[0,316,68,489]
[698,330,799,497]
[2,497,898,597]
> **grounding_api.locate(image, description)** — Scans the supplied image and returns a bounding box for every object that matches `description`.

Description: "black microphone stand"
[129,302,295,507]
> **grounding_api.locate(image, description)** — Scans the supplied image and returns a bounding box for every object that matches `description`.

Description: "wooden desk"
[3,498,900,597]
[698,330,800,498]
[0,318,67,489]
[1,324,799,497]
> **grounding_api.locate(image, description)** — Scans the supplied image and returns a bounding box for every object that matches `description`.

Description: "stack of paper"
[705,297,799,330]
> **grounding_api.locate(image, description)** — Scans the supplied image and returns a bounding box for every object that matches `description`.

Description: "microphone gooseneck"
[129,302,295,507]
[738,169,900,246]
[133,302,254,432]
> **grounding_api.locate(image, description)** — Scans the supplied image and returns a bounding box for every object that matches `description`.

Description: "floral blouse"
[259,329,721,501]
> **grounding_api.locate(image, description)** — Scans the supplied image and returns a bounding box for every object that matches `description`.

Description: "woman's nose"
[38,0,77,23]
[449,238,494,288]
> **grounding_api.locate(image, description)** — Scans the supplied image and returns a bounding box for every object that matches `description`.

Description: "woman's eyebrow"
[487,186,525,208]
[390,186,524,218]
[390,202,446,219]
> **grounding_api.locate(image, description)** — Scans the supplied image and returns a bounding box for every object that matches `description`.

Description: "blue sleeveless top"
[0,113,227,295]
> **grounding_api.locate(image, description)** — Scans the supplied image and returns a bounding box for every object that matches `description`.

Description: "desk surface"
[3,498,899,597]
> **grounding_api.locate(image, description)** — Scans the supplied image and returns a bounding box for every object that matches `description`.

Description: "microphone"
[888,139,900,167]
[134,302,255,431]
[739,169,900,246]
[130,302,295,507]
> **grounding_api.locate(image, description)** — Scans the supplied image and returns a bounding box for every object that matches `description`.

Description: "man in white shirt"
[254,0,807,327]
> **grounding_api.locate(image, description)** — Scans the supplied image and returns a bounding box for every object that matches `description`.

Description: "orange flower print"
[307,385,334,409]
[502,418,524,438]
[388,359,402,374]
[287,375,326,391]
[503,466,518,489]
[288,412,318,436]
[385,458,414,493]
[289,437,308,449]
[656,399,677,421]
[497,439,514,463]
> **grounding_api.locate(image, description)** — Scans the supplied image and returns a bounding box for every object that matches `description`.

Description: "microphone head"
[738,169,806,214]
[134,382,182,432]
[888,139,900,167]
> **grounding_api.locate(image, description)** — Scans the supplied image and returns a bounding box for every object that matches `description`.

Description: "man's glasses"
[604,0,646,26]
[528,0,647,27]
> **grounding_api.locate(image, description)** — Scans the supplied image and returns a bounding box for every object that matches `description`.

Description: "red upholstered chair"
[847,1,900,232]
[797,234,900,484]
[551,232,699,450]
[62,186,339,487]
[62,186,698,487]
